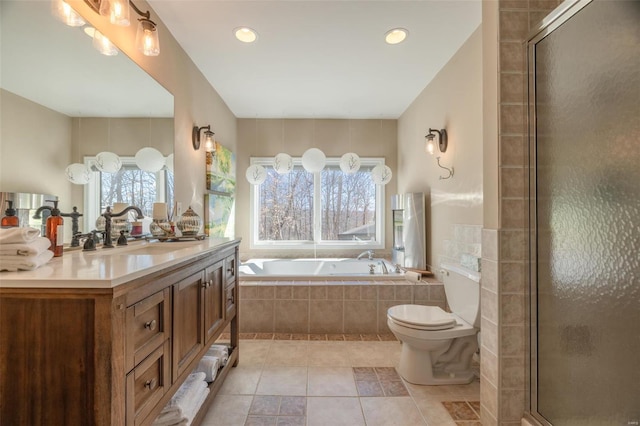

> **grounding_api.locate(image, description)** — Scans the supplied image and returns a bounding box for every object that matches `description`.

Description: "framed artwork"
[206,141,236,194]
[204,193,235,238]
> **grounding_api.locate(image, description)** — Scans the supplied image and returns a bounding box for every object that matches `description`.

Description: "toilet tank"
[440,262,481,327]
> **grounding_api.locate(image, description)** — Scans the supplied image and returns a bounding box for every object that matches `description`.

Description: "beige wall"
[236,118,397,259]
[68,0,237,216]
[0,89,73,206]
[397,26,483,273]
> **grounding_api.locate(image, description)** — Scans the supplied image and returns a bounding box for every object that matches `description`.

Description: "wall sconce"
[192,125,215,151]
[425,128,448,155]
[78,0,160,56]
[424,127,454,180]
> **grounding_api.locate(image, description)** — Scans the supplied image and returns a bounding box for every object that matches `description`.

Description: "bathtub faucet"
[357,250,374,260]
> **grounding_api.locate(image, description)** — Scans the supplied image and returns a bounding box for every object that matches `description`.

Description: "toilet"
[387,262,480,385]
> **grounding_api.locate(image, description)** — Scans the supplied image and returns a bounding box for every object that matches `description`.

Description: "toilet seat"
[387,305,458,331]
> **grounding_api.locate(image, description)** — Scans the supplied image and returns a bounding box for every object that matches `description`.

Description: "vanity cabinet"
[0,239,240,426]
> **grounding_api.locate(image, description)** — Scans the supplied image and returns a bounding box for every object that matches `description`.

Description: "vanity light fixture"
[425,128,454,180]
[234,27,258,43]
[385,28,408,45]
[82,0,160,56]
[192,125,215,151]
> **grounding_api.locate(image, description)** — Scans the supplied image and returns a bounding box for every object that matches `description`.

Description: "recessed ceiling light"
[385,28,408,45]
[234,27,258,43]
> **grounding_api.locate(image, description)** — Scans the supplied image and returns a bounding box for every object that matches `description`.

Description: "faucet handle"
[368,264,376,274]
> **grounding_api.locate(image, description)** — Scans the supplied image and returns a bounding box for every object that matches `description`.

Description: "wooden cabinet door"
[172,271,205,381]
[204,260,225,343]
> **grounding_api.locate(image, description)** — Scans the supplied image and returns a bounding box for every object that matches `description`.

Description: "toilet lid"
[387,305,457,330]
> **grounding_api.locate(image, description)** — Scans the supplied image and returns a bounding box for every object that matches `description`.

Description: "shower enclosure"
[527,0,640,424]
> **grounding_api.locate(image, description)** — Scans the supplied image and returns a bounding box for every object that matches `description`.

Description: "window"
[84,156,173,228]
[250,157,385,249]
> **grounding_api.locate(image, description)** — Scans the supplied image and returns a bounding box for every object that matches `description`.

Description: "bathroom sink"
[80,242,197,256]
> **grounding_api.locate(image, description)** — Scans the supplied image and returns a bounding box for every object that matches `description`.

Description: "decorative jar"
[177,206,202,236]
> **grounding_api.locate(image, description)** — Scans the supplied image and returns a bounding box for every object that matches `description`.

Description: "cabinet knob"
[144,378,158,390]
[144,320,157,331]
[227,265,234,275]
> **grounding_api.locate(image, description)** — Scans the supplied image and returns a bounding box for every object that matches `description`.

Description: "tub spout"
[379,261,389,274]
[357,250,374,260]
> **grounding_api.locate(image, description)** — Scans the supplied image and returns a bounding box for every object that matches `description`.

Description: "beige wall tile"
[501,356,525,389]
[310,286,327,300]
[377,300,409,334]
[430,284,446,301]
[482,228,499,261]
[395,285,412,301]
[499,104,525,134]
[501,262,525,293]
[481,259,498,293]
[241,285,259,300]
[414,284,430,302]
[481,317,499,356]
[378,285,394,301]
[499,42,525,73]
[500,135,525,166]
[309,300,344,333]
[501,325,525,357]
[500,230,526,261]
[275,285,293,299]
[344,301,377,333]
[500,73,525,104]
[500,389,526,421]
[481,380,499,424]
[361,285,378,300]
[482,288,499,324]
[344,286,360,300]
[500,167,525,198]
[327,285,344,300]
[292,286,310,300]
[499,11,530,41]
[501,294,525,325]
[481,347,499,388]
[240,300,274,332]
[257,285,276,300]
[501,198,525,228]
[275,300,309,333]
[499,0,528,9]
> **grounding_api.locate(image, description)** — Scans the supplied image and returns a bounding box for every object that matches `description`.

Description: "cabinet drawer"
[225,281,237,318]
[224,253,237,284]
[125,288,171,372]
[126,340,170,426]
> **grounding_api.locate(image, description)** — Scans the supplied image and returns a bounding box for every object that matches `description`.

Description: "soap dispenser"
[1,200,19,228]
[46,200,64,257]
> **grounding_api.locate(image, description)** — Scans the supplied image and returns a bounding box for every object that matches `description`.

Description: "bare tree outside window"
[101,166,174,217]
[256,160,379,244]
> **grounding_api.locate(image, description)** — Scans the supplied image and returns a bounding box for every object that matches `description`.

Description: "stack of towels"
[152,345,229,426]
[0,227,53,272]
[152,372,209,426]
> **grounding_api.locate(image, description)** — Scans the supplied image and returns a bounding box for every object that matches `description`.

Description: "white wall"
[397,26,483,273]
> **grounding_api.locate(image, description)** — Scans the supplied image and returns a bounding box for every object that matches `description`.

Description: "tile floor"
[201,336,480,425]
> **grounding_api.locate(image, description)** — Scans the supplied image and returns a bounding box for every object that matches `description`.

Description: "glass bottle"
[46,200,64,257]
[1,200,19,228]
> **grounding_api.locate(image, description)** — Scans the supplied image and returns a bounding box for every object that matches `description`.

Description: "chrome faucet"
[102,205,144,248]
[357,250,375,260]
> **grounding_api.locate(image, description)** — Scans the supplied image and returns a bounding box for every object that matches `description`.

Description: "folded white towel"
[0,250,54,272]
[184,387,209,426]
[153,373,207,425]
[206,345,229,366]
[0,237,51,257]
[0,227,40,244]
[194,356,220,383]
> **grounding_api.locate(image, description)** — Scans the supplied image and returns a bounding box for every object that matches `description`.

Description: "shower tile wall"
[482,1,563,425]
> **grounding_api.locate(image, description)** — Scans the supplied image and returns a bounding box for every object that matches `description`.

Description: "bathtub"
[240,258,404,280]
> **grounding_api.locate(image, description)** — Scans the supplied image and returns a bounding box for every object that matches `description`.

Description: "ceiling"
[149,0,482,119]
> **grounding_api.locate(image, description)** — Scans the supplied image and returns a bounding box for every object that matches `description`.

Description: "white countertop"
[0,238,236,289]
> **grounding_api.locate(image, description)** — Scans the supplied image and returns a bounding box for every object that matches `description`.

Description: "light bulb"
[426,138,435,155]
[137,19,160,56]
[204,131,215,152]
[51,0,85,27]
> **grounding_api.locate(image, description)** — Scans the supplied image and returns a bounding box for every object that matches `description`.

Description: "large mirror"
[0,1,174,238]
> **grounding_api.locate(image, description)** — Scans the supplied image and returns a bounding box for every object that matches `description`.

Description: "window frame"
[84,156,169,230]
[249,156,385,250]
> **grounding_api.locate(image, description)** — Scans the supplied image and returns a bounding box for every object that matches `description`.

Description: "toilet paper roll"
[405,271,422,282]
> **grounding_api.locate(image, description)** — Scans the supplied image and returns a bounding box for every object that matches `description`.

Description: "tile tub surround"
[201,337,481,426]
[239,279,447,335]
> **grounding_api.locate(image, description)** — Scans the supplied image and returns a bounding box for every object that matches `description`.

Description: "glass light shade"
[301,148,326,173]
[203,131,215,152]
[425,137,435,155]
[92,30,119,56]
[245,165,267,185]
[165,153,174,174]
[136,19,160,57]
[371,164,393,185]
[95,151,122,173]
[51,0,85,27]
[135,147,165,172]
[100,0,130,26]
[65,163,91,185]
[339,152,361,174]
[273,153,293,174]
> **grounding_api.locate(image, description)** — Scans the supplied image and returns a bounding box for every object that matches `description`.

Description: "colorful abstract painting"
[204,193,235,239]
[206,141,236,194]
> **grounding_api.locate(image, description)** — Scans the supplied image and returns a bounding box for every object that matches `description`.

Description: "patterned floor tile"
[441,401,480,421]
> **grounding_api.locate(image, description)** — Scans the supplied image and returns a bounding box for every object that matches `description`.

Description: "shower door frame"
[525,0,594,424]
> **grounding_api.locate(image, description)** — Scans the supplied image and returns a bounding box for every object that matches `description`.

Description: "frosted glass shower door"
[529,0,640,425]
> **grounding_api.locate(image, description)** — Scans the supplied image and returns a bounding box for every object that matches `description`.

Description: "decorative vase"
[177,206,202,236]
[150,219,172,237]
